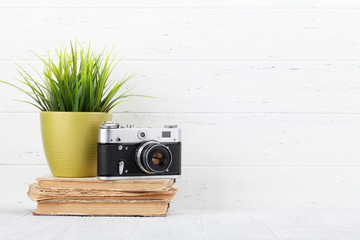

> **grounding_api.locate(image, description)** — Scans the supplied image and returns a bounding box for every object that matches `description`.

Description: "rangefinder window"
[162,131,171,138]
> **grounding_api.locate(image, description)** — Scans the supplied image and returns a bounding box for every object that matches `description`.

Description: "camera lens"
[136,141,172,174]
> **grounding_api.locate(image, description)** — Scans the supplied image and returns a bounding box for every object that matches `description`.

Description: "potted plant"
[1,42,145,177]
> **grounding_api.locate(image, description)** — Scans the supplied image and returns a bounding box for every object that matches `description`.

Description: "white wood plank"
[172,167,360,209]
[200,210,277,240]
[50,216,141,240]
[1,166,360,209]
[0,9,360,61]
[1,113,360,167]
[1,208,359,240]
[0,113,45,165]
[2,61,360,113]
[131,210,203,240]
[0,212,81,240]
[0,209,29,229]
[308,208,360,240]
[2,0,360,9]
[253,208,341,240]
[0,166,49,209]
[56,209,203,240]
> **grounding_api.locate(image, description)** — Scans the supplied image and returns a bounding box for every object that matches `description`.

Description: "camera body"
[98,122,181,180]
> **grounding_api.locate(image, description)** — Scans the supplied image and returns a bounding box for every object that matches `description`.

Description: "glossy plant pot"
[40,112,112,177]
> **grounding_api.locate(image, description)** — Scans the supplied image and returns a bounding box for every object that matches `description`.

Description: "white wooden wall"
[1,0,360,210]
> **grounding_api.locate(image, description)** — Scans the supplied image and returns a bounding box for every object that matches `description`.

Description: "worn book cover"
[33,200,170,216]
[29,175,177,216]
[28,183,177,201]
[36,175,175,191]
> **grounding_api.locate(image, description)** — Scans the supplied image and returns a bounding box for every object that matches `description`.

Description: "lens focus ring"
[136,141,172,174]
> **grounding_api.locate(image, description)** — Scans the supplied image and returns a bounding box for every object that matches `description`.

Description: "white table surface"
[0,207,359,240]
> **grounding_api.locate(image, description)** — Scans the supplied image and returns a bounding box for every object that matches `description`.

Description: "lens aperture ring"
[135,141,172,174]
[144,144,172,173]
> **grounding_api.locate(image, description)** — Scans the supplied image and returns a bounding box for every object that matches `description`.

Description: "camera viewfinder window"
[162,131,171,138]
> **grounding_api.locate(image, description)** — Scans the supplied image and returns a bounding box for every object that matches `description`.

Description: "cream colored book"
[28,183,177,201]
[36,175,175,191]
[33,200,170,216]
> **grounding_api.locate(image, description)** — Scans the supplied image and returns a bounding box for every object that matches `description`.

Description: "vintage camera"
[98,121,181,180]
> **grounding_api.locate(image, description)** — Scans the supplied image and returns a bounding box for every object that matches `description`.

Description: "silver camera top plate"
[98,122,181,144]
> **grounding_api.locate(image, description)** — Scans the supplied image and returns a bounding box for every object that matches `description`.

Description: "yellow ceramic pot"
[40,112,112,177]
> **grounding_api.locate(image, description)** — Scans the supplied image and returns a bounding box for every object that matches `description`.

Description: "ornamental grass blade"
[1,41,150,112]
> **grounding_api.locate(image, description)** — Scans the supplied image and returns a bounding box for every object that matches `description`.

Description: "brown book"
[28,183,177,201]
[33,200,170,216]
[36,175,175,191]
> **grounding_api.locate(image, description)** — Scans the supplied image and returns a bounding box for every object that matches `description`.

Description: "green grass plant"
[1,41,146,112]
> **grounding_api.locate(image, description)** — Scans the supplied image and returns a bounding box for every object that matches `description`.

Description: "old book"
[28,183,177,201]
[36,175,175,191]
[33,200,170,216]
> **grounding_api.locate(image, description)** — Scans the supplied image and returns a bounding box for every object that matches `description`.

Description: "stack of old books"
[28,175,177,216]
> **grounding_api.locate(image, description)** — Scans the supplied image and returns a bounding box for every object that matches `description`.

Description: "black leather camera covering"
[98,142,181,177]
